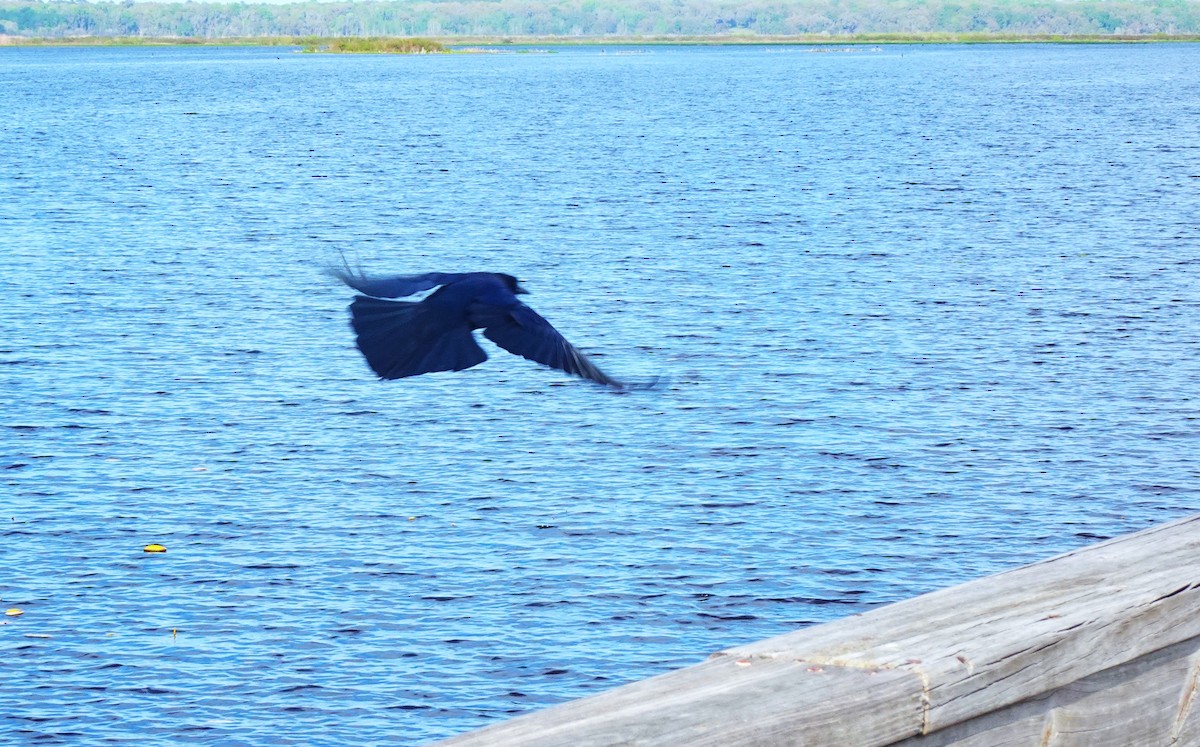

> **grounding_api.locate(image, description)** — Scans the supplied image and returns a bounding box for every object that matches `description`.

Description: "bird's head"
[498,273,529,295]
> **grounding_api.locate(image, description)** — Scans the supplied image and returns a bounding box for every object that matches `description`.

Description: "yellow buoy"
[5,608,23,617]
[143,543,167,553]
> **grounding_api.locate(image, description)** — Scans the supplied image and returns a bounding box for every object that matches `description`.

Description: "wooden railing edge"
[433,513,1200,746]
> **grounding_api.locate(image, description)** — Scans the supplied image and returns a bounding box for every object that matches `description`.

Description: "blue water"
[2,42,1198,744]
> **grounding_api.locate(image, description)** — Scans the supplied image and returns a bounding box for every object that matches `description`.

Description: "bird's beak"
[516,284,530,295]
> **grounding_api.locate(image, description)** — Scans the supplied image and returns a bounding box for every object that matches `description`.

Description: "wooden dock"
[434,513,1200,746]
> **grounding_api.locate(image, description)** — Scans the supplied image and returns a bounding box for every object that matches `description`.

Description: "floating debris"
[143,543,167,553]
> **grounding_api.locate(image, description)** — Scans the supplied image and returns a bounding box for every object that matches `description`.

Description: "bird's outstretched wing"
[477,303,625,388]
[327,263,466,299]
[349,296,488,379]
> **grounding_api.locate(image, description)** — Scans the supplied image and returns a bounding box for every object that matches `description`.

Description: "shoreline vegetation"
[4,33,1200,52]
[5,0,1199,42]
[9,0,1200,45]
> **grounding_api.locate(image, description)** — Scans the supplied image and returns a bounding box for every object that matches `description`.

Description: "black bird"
[329,264,632,388]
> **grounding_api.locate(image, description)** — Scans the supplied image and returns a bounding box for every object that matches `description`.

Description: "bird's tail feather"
[349,296,487,379]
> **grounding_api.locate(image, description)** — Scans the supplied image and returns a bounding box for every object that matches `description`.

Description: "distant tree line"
[3,0,1200,39]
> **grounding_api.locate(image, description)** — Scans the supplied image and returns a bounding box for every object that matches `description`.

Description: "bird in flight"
[329,263,644,388]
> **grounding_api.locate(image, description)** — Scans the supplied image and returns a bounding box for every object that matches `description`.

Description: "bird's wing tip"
[603,374,667,392]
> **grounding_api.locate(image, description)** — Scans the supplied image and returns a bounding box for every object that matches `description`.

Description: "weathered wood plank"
[432,514,1200,746]
[437,657,924,746]
[724,514,1200,734]
[894,635,1200,746]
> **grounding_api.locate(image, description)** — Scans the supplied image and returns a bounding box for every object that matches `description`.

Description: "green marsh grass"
[298,37,444,54]
[7,34,1199,50]
[5,36,446,53]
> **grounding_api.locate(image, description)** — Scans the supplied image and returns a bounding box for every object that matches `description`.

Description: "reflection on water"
[2,43,1198,744]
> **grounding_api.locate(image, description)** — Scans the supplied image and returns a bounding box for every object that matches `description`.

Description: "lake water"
[2,42,1198,744]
